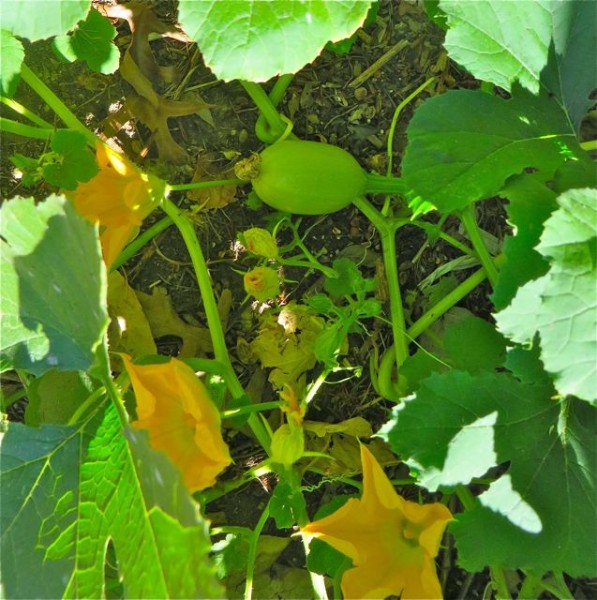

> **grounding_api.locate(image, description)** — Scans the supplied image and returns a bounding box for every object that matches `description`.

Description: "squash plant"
[1,1,596,599]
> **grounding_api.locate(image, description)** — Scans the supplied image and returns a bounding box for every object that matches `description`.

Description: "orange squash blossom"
[122,356,231,492]
[68,143,165,266]
[301,444,453,599]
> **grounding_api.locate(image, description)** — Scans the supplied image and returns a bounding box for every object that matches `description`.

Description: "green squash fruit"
[252,140,367,215]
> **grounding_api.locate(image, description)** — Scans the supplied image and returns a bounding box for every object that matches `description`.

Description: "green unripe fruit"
[252,140,367,215]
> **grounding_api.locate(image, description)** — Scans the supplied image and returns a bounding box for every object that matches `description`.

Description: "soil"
[2,1,594,599]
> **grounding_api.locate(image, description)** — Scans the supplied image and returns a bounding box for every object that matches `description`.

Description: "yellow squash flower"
[68,143,165,266]
[301,444,452,599]
[122,356,232,492]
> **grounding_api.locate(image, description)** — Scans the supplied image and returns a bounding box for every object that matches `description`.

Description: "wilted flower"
[301,444,452,599]
[243,266,280,301]
[68,143,165,266]
[123,355,231,492]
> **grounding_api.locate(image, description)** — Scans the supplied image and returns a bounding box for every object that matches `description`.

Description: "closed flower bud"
[270,423,304,468]
[244,266,280,301]
[241,227,279,259]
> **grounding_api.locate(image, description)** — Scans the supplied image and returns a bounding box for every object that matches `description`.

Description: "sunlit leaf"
[1,0,90,41]
[52,8,119,74]
[43,130,98,190]
[491,173,557,310]
[0,402,223,598]
[1,29,24,96]
[497,188,597,403]
[0,195,108,375]
[441,0,596,127]
[178,0,371,81]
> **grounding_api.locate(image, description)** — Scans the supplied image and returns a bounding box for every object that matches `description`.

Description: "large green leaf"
[440,0,596,127]
[0,29,24,96]
[378,370,597,576]
[1,0,90,41]
[0,195,108,375]
[497,188,597,403]
[0,401,223,598]
[178,0,371,81]
[441,0,554,93]
[401,86,578,213]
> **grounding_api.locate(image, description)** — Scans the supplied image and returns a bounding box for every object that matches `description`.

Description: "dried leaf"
[107,271,157,357]
[251,304,324,389]
[135,287,212,357]
[126,91,212,163]
[187,153,238,209]
[101,2,212,163]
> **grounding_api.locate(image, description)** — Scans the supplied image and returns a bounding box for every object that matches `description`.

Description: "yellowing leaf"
[107,271,156,357]
[135,287,212,357]
[250,304,324,389]
[304,417,372,439]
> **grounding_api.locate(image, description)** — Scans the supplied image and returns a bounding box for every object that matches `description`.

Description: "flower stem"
[244,499,271,600]
[111,216,173,270]
[167,178,241,192]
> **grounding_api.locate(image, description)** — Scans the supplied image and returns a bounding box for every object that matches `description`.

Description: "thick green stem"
[160,197,271,453]
[460,205,499,286]
[490,567,512,600]
[364,172,406,196]
[254,74,295,143]
[96,341,129,427]
[240,80,290,142]
[20,63,97,146]
[0,117,52,140]
[1,96,53,128]
[353,197,409,365]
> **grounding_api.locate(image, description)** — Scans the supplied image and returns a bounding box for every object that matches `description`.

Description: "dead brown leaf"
[100,1,213,163]
[187,153,238,209]
[135,287,213,357]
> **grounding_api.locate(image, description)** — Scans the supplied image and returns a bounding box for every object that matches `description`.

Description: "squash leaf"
[0,401,223,598]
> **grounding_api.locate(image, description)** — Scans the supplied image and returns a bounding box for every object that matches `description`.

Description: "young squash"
[251,140,367,215]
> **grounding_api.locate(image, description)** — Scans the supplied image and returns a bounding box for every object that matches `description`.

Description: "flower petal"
[123,356,231,491]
